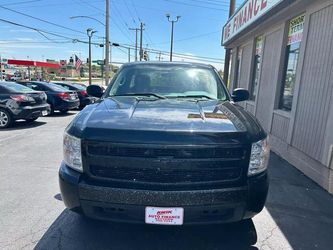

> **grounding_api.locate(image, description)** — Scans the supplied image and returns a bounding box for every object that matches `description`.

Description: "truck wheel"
[0,109,13,128]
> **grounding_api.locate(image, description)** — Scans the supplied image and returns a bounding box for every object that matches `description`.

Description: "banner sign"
[222,0,284,45]
[287,14,305,45]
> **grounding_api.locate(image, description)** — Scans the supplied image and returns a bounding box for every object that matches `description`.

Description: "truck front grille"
[90,164,242,183]
[83,141,250,189]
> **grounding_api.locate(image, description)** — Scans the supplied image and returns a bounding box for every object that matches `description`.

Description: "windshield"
[107,65,228,100]
[2,82,34,93]
[72,84,86,90]
[43,82,69,92]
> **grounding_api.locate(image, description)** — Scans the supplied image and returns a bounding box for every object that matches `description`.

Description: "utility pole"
[129,28,139,61]
[87,28,97,85]
[139,22,145,61]
[166,14,181,62]
[223,0,236,86]
[105,0,110,85]
[155,51,163,61]
[128,48,131,62]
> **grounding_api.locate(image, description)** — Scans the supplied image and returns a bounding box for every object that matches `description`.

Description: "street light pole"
[105,0,110,85]
[166,14,180,62]
[87,28,97,86]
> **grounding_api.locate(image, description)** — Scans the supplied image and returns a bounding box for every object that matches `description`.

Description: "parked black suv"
[59,62,269,225]
[0,81,50,128]
[17,81,79,114]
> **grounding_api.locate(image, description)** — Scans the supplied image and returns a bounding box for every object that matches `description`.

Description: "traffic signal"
[143,51,149,61]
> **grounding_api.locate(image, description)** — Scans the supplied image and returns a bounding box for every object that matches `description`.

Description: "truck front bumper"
[59,162,269,224]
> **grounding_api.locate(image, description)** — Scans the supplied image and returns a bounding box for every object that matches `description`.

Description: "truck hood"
[69,97,265,143]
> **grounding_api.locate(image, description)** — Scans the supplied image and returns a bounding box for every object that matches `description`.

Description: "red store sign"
[222,0,284,45]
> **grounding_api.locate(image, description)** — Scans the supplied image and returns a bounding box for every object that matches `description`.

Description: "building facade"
[222,0,333,194]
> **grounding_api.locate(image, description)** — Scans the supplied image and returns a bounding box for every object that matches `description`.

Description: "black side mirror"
[232,88,249,102]
[87,85,104,98]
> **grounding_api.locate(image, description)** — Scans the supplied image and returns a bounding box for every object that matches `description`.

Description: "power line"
[122,0,137,24]
[1,0,104,9]
[75,0,134,43]
[147,51,223,64]
[0,5,86,35]
[124,0,154,46]
[111,2,135,41]
[189,0,231,7]
[0,40,73,44]
[121,43,224,62]
[1,0,42,6]
[0,18,223,64]
[130,0,142,23]
[0,18,74,40]
[151,30,220,45]
[0,18,102,47]
[163,0,229,11]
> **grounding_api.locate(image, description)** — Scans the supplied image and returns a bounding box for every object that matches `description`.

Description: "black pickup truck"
[59,62,269,225]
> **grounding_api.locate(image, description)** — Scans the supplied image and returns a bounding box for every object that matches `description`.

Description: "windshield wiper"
[111,93,167,99]
[173,95,215,100]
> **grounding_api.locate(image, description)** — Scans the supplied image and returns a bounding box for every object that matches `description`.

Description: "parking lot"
[1,112,333,250]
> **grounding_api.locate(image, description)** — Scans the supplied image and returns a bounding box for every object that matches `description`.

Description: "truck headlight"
[248,137,270,176]
[63,132,82,172]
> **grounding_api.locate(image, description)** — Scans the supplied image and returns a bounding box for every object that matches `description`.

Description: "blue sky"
[0,0,242,70]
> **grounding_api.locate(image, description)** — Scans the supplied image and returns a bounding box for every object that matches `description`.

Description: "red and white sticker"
[145,207,184,225]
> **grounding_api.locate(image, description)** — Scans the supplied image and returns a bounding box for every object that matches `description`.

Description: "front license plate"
[42,110,48,116]
[145,207,184,225]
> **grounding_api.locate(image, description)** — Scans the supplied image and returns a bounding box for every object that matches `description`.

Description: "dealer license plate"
[42,110,48,116]
[145,207,184,225]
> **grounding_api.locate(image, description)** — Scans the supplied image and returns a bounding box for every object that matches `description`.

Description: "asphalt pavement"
[1,111,333,250]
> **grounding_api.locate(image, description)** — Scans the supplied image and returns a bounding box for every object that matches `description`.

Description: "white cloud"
[15,38,34,41]
[65,50,84,54]
[9,29,35,33]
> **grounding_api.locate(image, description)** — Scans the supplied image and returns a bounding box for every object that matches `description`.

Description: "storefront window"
[279,14,305,111]
[250,36,263,101]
